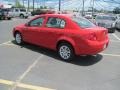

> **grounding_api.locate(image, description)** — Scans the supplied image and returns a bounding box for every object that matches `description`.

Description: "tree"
[14,0,24,8]
[44,6,47,9]
[113,7,120,14]
[40,6,44,9]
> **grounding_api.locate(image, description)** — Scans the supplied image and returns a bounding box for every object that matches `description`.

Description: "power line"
[102,0,120,4]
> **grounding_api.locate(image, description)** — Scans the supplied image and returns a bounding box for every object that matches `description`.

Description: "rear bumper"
[75,39,109,55]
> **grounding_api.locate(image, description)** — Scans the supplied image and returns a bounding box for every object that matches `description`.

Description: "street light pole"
[59,0,61,11]
[23,0,24,8]
[92,0,95,16]
[28,0,29,11]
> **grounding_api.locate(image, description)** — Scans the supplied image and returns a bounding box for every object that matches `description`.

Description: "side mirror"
[25,23,30,26]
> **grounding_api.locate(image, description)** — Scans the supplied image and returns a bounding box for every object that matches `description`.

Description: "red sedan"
[13,14,109,61]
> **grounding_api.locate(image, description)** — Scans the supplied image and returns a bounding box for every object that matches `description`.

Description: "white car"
[115,18,120,30]
[95,15,116,33]
[9,8,31,18]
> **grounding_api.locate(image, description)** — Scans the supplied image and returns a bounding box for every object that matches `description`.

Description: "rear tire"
[20,14,24,18]
[58,43,75,61]
[8,17,11,20]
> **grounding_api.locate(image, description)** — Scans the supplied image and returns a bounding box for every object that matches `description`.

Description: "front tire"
[58,43,75,61]
[15,32,23,45]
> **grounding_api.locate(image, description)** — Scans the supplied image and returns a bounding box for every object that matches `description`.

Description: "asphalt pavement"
[0,17,120,90]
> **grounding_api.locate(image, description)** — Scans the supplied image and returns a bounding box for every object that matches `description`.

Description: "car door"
[14,9,19,17]
[41,17,66,49]
[22,17,46,45]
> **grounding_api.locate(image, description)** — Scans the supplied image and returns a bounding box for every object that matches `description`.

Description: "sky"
[0,0,120,10]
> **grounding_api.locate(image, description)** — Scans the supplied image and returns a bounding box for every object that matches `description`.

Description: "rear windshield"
[72,17,95,28]
[96,16,116,21]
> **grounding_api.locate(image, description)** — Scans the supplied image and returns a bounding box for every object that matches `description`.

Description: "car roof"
[35,14,85,20]
[36,14,73,18]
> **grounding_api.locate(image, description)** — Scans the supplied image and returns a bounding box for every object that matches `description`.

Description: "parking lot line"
[110,40,120,42]
[0,79,14,85]
[0,41,12,46]
[11,55,44,90]
[0,79,54,90]
[101,53,120,57]
[112,34,120,41]
[3,43,16,46]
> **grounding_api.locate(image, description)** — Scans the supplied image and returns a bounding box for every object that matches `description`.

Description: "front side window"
[29,17,45,27]
[46,17,66,28]
[72,17,95,28]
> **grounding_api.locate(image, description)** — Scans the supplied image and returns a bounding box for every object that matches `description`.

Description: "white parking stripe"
[10,55,44,90]
[0,79,54,90]
[0,41,11,46]
[110,40,120,42]
[101,53,120,57]
[112,34,120,41]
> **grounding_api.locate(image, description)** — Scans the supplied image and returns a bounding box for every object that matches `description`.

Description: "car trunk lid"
[85,26,108,41]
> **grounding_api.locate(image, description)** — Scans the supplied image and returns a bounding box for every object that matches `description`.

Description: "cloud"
[0,0,119,10]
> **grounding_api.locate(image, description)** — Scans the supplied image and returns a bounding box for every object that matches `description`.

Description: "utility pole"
[28,0,29,11]
[59,0,61,11]
[44,0,45,7]
[33,0,35,11]
[82,0,85,16]
[23,0,24,8]
[92,0,94,16]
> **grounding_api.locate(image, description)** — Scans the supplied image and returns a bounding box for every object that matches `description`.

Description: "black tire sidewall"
[20,14,24,18]
[15,32,23,45]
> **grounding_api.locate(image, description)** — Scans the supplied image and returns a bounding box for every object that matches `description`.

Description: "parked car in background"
[115,18,120,30]
[95,15,116,33]
[116,14,120,19]
[0,9,3,20]
[84,12,93,19]
[31,9,55,16]
[0,8,12,20]
[9,8,31,18]
[13,14,109,61]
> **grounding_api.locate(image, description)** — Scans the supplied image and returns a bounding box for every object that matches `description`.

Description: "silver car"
[95,15,116,33]
[115,18,120,30]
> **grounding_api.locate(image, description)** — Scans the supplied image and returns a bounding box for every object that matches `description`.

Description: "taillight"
[87,33,97,41]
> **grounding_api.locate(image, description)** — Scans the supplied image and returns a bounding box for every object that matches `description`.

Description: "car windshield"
[72,17,95,28]
[96,16,116,21]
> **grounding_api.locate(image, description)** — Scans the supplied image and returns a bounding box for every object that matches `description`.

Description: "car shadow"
[12,40,103,66]
[116,29,120,32]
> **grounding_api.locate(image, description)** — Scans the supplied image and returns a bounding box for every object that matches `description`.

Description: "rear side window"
[20,9,26,12]
[46,17,66,28]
